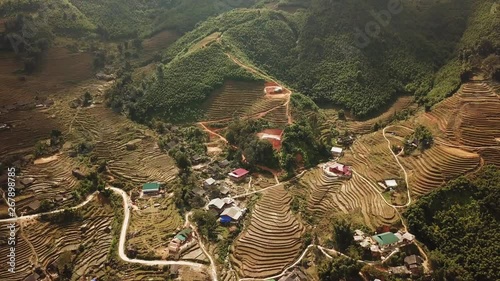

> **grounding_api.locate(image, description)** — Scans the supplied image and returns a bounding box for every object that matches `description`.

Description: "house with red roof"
[228,168,250,182]
[329,163,352,178]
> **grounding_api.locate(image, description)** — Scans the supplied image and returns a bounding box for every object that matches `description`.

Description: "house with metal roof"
[142,182,161,195]
[204,177,216,188]
[208,197,234,210]
[384,179,398,188]
[220,206,245,221]
[228,168,250,182]
[372,232,399,247]
[330,146,343,157]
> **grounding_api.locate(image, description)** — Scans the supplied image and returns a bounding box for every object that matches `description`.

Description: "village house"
[204,177,216,188]
[218,159,230,168]
[330,146,344,157]
[404,255,423,275]
[220,206,246,223]
[219,185,230,196]
[324,162,352,178]
[24,200,41,213]
[228,168,250,182]
[384,179,398,190]
[277,268,308,281]
[168,228,194,259]
[192,187,206,197]
[372,232,400,249]
[142,182,161,196]
[208,197,234,211]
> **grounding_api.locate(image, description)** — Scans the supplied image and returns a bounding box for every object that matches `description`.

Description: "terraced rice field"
[343,131,402,181]
[230,185,305,279]
[60,104,178,185]
[300,168,397,229]
[202,80,267,121]
[0,154,86,219]
[127,196,183,258]
[0,197,114,281]
[401,145,481,197]
[423,80,500,165]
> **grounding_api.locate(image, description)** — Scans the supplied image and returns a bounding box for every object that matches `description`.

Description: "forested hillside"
[405,166,500,281]
[121,0,499,123]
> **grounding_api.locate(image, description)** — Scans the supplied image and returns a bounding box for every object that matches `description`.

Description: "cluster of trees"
[404,125,433,155]
[225,118,279,169]
[2,14,52,73]
[280,120,330,176]
[33,129,64,157]
[405,166,500,280]
[139,44,258,123]
[318,255,363,281]
[191,209,218,242]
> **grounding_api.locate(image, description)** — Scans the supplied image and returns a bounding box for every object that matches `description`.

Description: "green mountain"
[116,0,499,123]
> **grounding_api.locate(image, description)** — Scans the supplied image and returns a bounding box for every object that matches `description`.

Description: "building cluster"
[353,229,415,259]
[208,197,247,223]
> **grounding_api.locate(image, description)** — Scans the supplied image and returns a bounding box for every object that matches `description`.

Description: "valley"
[0,1,499,281]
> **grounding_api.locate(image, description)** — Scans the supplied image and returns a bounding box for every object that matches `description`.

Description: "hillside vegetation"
[405,166,500,281]
[118,0,500,123]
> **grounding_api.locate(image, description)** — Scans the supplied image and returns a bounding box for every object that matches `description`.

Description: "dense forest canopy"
[405,166,500,281]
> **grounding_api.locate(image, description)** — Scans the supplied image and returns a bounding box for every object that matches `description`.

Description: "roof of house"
[385,179,398,187]
[229,168,249,178]
[208,198,224,209]
[220,185,230,195]
[404,255,421,265]
[354,229,364,236]
[205,178,216,185]
[372,232,399,246]
[331,146,343,153]
[178,228,192,236]
[27,200,41,211]
[175,234,186,241]
[142,182,160,191]
[353,235,364,242]
[218,159,230,167]
[193,187,206,197]
[402,232,415,241]
[220,215,232,224]
[221,206,243,220]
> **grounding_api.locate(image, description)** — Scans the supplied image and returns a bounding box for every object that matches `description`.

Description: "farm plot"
[424,81,500,149]
[343,131,402,181]
[62,104,178,185]
[202,80,266,121]
[261,104,289,128]
[230,185,305,279]
[0,109,61,159]
[0,154,86,219]
[127,196,183,259]
[0,196,114,281]
[300,168,397,229]
[401,144,481,197]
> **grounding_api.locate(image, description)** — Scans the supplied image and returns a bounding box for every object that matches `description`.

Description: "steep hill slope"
[115,0,500,124]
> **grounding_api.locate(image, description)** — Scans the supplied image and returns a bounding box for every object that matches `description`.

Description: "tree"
[318,256,362,281]
[192,209,218,241]
[82,91,92,107]
[338,109,345,120]
[332,219,354,252]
